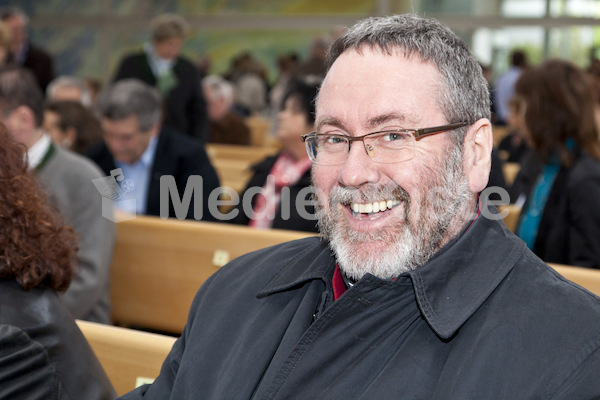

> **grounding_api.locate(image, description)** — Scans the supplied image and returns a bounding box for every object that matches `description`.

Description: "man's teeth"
[351,200,400,214]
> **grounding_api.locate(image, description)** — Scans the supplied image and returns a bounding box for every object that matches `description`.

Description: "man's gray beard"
[314,143,471,281]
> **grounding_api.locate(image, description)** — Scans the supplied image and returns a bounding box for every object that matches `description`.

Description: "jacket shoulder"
[200,236,324,293]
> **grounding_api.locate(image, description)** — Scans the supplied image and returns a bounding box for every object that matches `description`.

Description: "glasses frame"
[301,122,469,165]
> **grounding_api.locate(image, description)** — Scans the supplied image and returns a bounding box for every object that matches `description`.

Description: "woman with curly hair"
[0,124,116,399]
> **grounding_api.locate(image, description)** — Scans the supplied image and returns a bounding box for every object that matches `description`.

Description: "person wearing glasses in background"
[119,14,600,400]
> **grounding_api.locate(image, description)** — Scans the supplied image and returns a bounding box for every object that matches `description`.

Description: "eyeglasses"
[301,122,468,166]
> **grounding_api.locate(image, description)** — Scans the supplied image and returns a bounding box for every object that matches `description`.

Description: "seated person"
[202,74,251,145]
[88,79,220,221]
[0,123,116,399]
[0,66,114,324]
[513,59,600,269]
[229,78,319,232]
[119,15,600,400]
[496,97,528,163]
[44,100,103,155]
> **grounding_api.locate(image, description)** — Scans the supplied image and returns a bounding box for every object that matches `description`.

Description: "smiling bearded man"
[117,14,600,400]
[314,138,471,280]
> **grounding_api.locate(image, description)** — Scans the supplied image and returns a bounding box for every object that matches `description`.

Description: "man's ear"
[463,118,493,193]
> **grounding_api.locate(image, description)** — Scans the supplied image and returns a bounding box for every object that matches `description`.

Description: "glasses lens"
[305,135,348,165]
[365,131,415,163]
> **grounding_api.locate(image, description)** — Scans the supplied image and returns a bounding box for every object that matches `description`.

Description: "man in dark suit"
[88,79,220,221]
[112,13,208,141]
[0,6,55,92]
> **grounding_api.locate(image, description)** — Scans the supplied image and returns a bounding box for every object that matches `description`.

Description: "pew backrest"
[76,319,176,396]
[110,216,317,334]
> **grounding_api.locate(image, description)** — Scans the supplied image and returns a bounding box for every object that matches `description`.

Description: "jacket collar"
[257,239,334,298]
[407,209,526,339]
[257,208,526,340]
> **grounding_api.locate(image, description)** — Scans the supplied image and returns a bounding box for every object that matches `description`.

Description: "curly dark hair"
[0,123,77,291]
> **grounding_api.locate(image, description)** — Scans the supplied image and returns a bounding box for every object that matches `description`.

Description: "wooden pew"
[493,125,511,148]
[245,115,272,146]
[110,216,317,334]
[211,158,254,193]
[206,143,279,165]
[76,320,176,396]
[502,162,520,186]
[497,204,521,233]
[549,263,600,297]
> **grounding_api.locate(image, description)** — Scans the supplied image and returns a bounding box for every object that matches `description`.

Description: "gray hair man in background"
[87,78,220,221]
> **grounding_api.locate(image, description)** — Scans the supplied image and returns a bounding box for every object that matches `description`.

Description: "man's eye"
[383,132,406,141]
[324,136,346,145]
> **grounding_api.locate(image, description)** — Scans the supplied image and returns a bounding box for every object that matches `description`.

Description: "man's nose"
[338,140,380,187]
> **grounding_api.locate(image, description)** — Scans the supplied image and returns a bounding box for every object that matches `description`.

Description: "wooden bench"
[245,115,272,146]
[502,162,520,186]
[549,263,600,296]
[211,158,254,194]
[76,320,176,396]
[497,204,521,233]
[110,216,317,334]
[493,125,511,148]
[206,143,279,165]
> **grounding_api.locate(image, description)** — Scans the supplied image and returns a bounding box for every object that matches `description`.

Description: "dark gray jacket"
[121,210,600,399]
[0,281,116,400]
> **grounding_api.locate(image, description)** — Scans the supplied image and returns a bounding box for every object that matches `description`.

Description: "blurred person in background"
[202,74,251,145]
[494,49,527,126]
[44,100,103,155]
[0,21,11,66]
[513,59,600,269]
[89,79,220,221]
[294,35,328,79]
[229,77,319,232]
[47,76,93,108]
[113,13,208,141]
[0,123,116,400]
[496,97,529,164]
[225,52,268,116]
[269,52,300,116]
[0,6,54,92]
[0,65,115,323]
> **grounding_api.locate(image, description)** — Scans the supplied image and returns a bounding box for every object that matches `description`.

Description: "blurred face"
[101,115,156,164]
[153,37,183,60]
[276,96,312,144]
[0,105,38,148]
[4,15,26,52]
[313,48,474,280]
[203,85,228,121]
[43,110,67,144]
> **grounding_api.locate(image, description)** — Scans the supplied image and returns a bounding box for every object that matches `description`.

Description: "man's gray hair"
[326,14,490,144]
[150,13,190,43]
[47,76,92,107]
[202,74,235,106]
[95,79,162,132]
